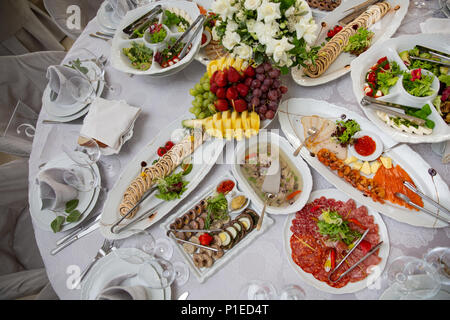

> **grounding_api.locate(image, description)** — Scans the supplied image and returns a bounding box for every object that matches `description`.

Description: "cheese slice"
[344,156,357,165]
[361,161,371,175]
[352,161,363,170]
[380,156,392,169]
[370,161,382,174]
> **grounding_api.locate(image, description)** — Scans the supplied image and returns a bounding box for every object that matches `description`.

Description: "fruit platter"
[110,1,203,76]
[160,172,274,283]
[351,33,450,144]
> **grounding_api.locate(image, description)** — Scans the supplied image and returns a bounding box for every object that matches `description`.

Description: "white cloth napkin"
[80,97,141,153]
[96,273,148,300]
[420,18,450,34]
[46,65,80,105]
[36,168,78,211]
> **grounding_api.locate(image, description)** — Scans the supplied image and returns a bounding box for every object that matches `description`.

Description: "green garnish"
[404,104,435,129]
[343,27,374,56]
[438,74,450,87]
[64,58,89,74]
[332,119,361,147]
[163,10,189,32]
[65,199,79,213]
[155,171,188,201]
[51,216,66,233]
[376,61,402,95]
[402,72,435,97]
[316,209,361,245]
[66,210,82,223]
[123,42,153,70]
[204,193,229,230]
[148,25,167,43]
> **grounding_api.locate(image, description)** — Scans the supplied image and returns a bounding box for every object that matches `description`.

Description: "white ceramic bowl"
[349,130,384,162]
[399,68,440,105]
[232,131,313,215]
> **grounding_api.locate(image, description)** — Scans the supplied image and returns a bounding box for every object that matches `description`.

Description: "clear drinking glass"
[152,238,174,260]
[387,256,441,299]
[240,280,278,300]
[278,284,306,300]
[423,247,450,286]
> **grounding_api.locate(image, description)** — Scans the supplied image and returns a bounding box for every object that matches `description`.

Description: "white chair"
[0,0,66,56]
[44,0,104,40]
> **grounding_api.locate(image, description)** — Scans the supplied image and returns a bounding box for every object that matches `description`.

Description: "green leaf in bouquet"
[51,216,66,233]
[280,66,289,75]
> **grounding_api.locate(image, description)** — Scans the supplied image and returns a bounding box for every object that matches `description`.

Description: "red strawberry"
[210,70,218,85]
[216,87,226,99]
[227,67,241,83]
[234,99,247,112]
[244,66,255,78]
[226,87,238,101]
[210,83,219,94]
[236,83,249,97]
[214,99,229,111]
[215,70,227,87]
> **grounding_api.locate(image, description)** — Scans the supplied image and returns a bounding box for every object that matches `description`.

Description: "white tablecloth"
[29,2,450,300]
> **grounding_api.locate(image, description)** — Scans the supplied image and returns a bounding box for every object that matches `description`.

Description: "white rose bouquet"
[211,0,319,73]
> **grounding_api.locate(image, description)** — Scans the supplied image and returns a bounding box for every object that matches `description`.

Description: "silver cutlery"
[42,119,81,124]
[329,241,384,283]
[257,156,281,231]
[167,231,219,252]
[293,127,318,157]
[328,228,370,282]
[178,291,189,300]
[416,45,450,60]
[394,193,450,224]
[402,181,450,217]
[383,143,404,154]
[89,33,111,41]
[178,15,206,60]
[124,4,162,38]
[76,238,114,287]
[409,56,450,68]
[111,200,163,234]
[339,0,381,25]
[171,14,204,58]
[55,214,101,246]
[51,220,100,255]
[95,31,113,38]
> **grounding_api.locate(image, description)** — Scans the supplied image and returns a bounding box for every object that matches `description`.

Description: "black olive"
[428,168,437,177]
[341,114,346,120]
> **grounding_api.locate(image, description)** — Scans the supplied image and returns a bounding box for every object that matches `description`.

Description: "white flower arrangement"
[211,0,319,71]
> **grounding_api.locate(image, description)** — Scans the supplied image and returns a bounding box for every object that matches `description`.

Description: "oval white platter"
[81,248,171,300]
[232,131,313,215]
[159,171,274,283]
[283,188,389,294]
[110,1,202,76]
[29,153,101,232]
[278,98,450,228]
[291,0,409,87]
[351,33,450,144]
[100,112,225,240]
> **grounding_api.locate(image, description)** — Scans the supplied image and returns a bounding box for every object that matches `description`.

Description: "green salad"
[148,23,167,43]
[331,119,361,147]
[400,46,449,77]
[402,69,435,97]
[317,209,361,245]
[155,171,188,201]
[344,27,374,56]
[163,10,190,32]
[122,42,153,70]
[204,193,229,230]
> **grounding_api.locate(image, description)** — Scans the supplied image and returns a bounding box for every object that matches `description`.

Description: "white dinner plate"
[29,153,101,232]
[350,33,450,144]
[283,188,390,294]
[291,0,409,87]
[100,112,225,240]
[43,61,105,119]
[81,248,171,300]
[232,131,313,215]
[110,1,202,76]
[278,98,450,228]
[160,171,275,283]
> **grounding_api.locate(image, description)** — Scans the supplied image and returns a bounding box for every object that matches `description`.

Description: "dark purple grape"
[244,77,253,87]
[252,88,262,97]
[245,94,252,102]
[268,90,278,101]
[265,110,275,119]
[259,112,266,121]
[261,85,269,92]
[256,73,265,81]
[250,97,260,107]
[251,79,261,88]
[272,79,280,88]
[258,105,267,114]
[268,101,278,111]
[280,86,288,94]
[263,78,273,87]
[255,65,265,74]
[268,69,279,78]
[261,93,267,100]
[263,62,272,72]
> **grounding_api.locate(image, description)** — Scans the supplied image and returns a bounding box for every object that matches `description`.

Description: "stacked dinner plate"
[42,61,105,123]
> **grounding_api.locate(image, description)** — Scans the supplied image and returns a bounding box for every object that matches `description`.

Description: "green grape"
[208,92,215,100]
[195,95,203,103]
[208,103,216,113]
[193,107,201,115]
[191,100,197,106]
[194,101,202,108]
[202,83,210,91]
[189,107,196,113]
[203,92,210,99]
[194,83,203,92]
[202,100,210,108]
[189,88,197,96]
[198,112,206,119]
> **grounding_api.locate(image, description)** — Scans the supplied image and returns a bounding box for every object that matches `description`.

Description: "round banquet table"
[29,1,450,300]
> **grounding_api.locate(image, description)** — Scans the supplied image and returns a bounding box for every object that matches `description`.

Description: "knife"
[178,291,189,300]
[51,222,100,255]
[56,214,101,246]
[339,0,381,25]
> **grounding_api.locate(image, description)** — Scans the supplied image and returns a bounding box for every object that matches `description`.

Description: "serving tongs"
[338,0,381,25]
[123,4,162,38]
[166,230,220,252]
[395,192,450,225]
[171,14,205,60]
[360,96,426,126]
[416,45,450,61]
[328,229,383,283]
[403,181,450,216]
[110,186,161,234]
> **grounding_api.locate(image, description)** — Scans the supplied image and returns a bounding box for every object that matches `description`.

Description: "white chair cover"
[44,0,104,40]
[0,0,66,56]
[0,51,66,157]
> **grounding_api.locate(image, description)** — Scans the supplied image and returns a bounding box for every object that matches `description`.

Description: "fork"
[76,238,114,287]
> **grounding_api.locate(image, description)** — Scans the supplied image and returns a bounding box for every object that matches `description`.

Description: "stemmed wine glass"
[423,247,450,286]
[386,256,441,299]
[112,230,190,289]
[278,284,306,300]
[240,280,278,300]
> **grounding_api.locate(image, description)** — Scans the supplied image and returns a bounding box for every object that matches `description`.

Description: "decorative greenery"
[65,59,89,74]
[316,209,361,245]
[205,192,229,230]
[155,171,189,201]
[51,199,82,233]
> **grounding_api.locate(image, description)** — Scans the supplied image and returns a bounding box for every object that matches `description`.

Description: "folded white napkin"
[96,273,148,300]
[80,97,141,153]
[420,18,450,34]
[36,168,78,211]
[46,65,81,105]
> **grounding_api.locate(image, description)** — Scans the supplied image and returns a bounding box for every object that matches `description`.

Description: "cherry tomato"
[199,233,213,246]
[359,240,372,254]
[333,25,343,33]
[383,62,390,70]
[165,141,174,150]
[327,29,335,38]
[367,71,376,83]
[365,87,374,97]
[377,56,388,65]
[157,147,167,157]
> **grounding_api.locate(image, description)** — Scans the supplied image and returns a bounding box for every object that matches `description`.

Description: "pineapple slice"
[223,117,233,140]
[234,118,243,140]
[250,111,260,133]
[231,111,238,129]
[241,111,251,130]
[233,57,243,71]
